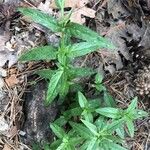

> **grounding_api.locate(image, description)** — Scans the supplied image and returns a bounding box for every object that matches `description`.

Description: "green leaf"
[66,22,115,49]
[126,119,134,137]
[107,142,127,150]
[59,73,69,98]
[87,138,97,150]
[69,121,92,138]
[63,107,82,119]
[19,46,57,61]
[50,139,62,149]
[105,119,124,133]
[95,117,106,130]
[36,69,56,80]
[68,42,101,58]
[55,0,65,9]
[50,123,66,139]
[18,8,61,32]
[137,110,148,118]
[46,70,63,105]
[96,107,120,119]
[78,92,87,108]
[88,99,101,109]
[82,111,93,122]
[104,91,116,107]
[116,125,125,139]
[54,116,67,126]
[95,73,103,84]
[95,84,106,92]
[69,67,96,78]
[126,97,137,113]
[81,119,98,135]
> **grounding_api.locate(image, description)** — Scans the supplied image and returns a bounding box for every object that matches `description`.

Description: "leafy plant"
[18,1,114,105]
[96,97,148,138]
[49,89,147,150]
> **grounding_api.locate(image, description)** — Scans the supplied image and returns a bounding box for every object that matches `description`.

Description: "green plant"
[96,97,148,138]
[48,88,147,150]
[18,0,114,105]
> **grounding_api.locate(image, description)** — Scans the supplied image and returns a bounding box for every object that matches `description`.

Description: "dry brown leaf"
[38,0,53,14]
[70,7,95,24]
[7,126,18,138]
[50,0,96,24]
[50,0,88,8]
[2,144,11,150]
[5,74,19,87]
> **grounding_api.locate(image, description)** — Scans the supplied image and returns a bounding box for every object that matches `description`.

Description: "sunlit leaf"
[126,97,137,113]
[81,119,98,135]
[95,73,103,84]
[105,119,124,133]
[78,92,87,108]
[66,22,115,49]
[96,107,120,119]
[87,138,97,150]
[69,67,96,78]
[19,46,57,61]
[126,119,134,137]
[55,0,65,9]
[46,70,63,105]
[18,8,61,32]
[68,42,101,58]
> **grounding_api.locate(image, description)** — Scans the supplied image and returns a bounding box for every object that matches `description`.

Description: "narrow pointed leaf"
[126,97,137,113]
[116,125,125,139]
[50,123,66,138]
[78,92,88,108]
[87,138,97,150]
[108,142,127,150]
[36,69,56,80]
[69,121,92,138]
[19,46,57,61]
[104,91,116,107]
[126,120,134,137]
[68,42,101,58]
[69,67,96,78]
[18,8,61,32]
[105,119,124,133]
[96,107,120,119]
[95,73,103,84]
[66,22,115,49]
[81,119,97,135]
[46,70,63,105]
[55,0,65,9]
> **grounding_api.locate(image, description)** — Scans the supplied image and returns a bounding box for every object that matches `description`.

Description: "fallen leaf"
[5,74,19,87]
[70,7,95,24]
[50,0,96,24]
[38,0,53,14]
[7,126,18,138]
[0,116,9,135]
[0,51,17,68]
[3,144,11,150]
[50,0,89,8]
[0,68,7,77]
[0,78,4,89]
